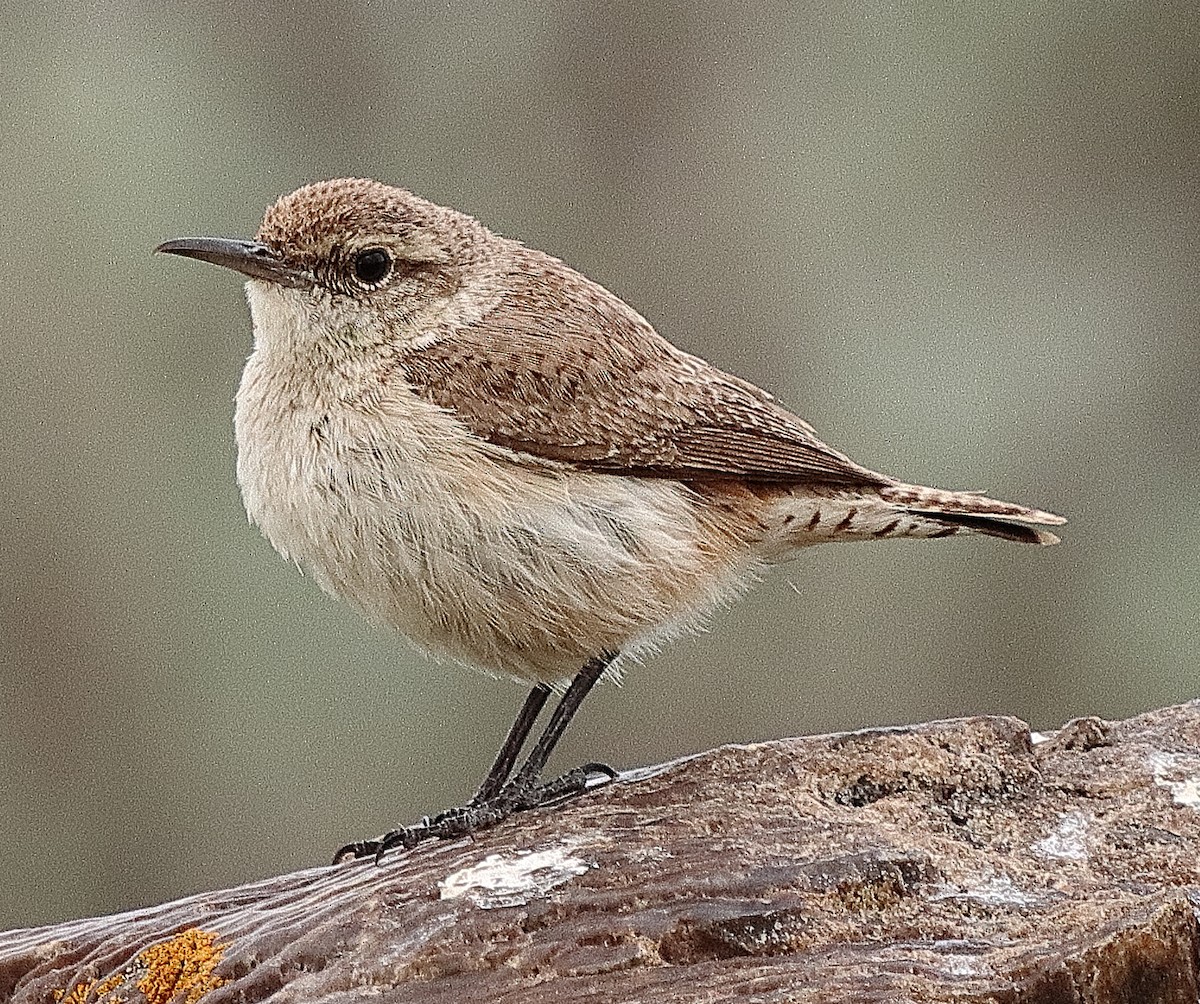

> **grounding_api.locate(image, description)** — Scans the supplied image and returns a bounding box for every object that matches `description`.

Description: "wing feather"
[395,245,890,488]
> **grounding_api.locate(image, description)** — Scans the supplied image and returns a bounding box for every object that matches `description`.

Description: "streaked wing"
[396,246,891,488]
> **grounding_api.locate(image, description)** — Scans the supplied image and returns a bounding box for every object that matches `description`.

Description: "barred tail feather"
[881,484,1065,546]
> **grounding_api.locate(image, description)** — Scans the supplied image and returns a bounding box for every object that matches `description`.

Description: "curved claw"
[533,762,619,805]
[333,758,621,865]
[574,761,620,782]
[332,840,381,865]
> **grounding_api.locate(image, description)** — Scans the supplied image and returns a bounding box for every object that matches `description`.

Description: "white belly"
[233,352,756,683]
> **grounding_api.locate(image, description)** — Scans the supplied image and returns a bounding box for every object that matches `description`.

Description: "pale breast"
[233,349,761,683]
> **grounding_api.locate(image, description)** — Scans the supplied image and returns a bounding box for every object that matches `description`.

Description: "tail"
[879,483,1065,546]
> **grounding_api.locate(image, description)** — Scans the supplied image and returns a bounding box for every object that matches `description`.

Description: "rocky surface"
[4,703,1200,1002]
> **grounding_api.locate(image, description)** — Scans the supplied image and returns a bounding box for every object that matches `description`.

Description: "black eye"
[353,247,392,285]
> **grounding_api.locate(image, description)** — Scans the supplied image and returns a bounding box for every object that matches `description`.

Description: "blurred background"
[2,0,1197,929]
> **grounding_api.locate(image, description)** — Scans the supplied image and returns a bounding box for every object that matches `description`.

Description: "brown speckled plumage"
[395,243,890,487]
[159,177,1066,860]
[165,176,1066,674]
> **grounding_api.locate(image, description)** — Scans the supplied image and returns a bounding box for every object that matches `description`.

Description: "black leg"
[471,682,552,804]
[507,652,614,789]
[333,652,620,864]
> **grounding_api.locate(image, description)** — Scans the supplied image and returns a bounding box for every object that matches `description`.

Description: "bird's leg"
[493,652,617,807]
[333,654,619,864]
[470,682,552,805]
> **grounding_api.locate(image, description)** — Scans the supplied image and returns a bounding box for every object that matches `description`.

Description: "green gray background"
[2,1,1197,929]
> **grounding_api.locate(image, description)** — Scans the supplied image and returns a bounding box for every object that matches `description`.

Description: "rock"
[4,702,1200,1002]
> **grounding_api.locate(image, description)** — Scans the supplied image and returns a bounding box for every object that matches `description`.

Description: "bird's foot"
[332,761,618,864]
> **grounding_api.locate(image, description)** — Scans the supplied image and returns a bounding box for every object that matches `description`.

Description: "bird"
[156,177,1064,862]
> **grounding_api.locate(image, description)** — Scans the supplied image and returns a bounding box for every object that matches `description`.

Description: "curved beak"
[155,237,310,289]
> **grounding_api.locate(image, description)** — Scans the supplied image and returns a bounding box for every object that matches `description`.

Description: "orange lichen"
[134,928,228,1004]
[52,972,124,1003]
[52,980,96,1004]
[50,928,228,1004]
[49,926,228,998]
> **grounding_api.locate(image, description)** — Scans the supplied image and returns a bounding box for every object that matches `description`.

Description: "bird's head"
[158,178,491,356]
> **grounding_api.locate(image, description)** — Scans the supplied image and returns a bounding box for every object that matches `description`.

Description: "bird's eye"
[352,247,392,285]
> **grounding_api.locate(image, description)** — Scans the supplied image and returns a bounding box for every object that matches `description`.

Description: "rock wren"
[157,178,1064,862]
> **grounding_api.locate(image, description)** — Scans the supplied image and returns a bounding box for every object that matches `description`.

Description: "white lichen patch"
[1032,811,1090,860]
[438,841,593,909]
[623,845,672,864]
[937,950,990,977]
[931,873,1039,908]
[1149,751,1200,809]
